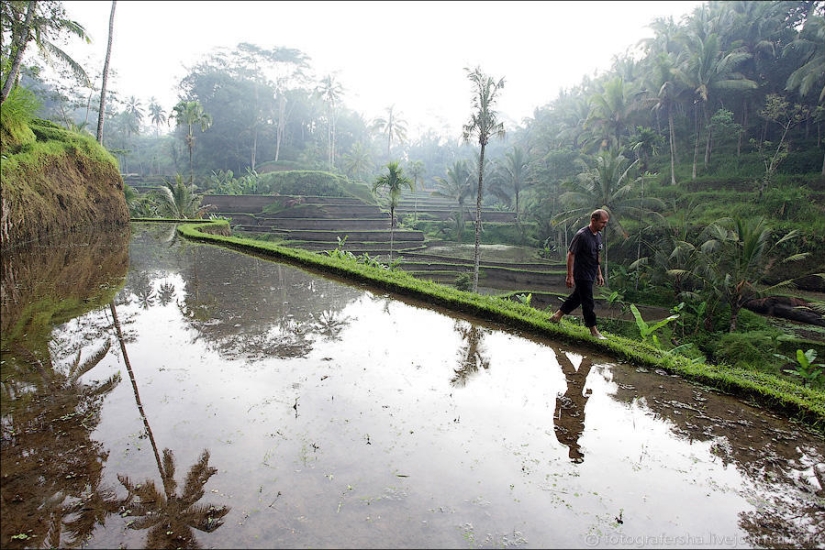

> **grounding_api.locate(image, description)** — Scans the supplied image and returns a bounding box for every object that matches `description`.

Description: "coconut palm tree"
[784,13,825,174]
[315,74,344,170]
[406,159,425,222]
[124,94,144,136]
[432,159,474,242]
[672,31,757,178]
[585,76,644,151]
[148,97,167,138]
[372,160,414,261]
[342,141,373,181]
[553,148,664,285]
[462,66,506,292]
[371,105,408,159]
[171,100,213,182]
[490,145,533,222]
[156,174,212,219]
[96,1,116,144]
[1,0,91,103]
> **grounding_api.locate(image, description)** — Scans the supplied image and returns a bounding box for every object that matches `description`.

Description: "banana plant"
[777,349,824,388]
[630,303,681,349]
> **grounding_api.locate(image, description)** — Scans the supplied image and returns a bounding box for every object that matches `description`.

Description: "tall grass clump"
[0,86,40,149]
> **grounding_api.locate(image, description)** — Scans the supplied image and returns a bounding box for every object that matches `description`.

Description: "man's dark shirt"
[568,225,602,282]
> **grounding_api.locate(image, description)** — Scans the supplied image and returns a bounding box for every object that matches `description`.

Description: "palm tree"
[407,159,425,222]
[641,46,687,185]
[462,66,506,292]
[315,74,344,170]
[148,97,167,138]
[372,160,414,261]
[490,145,532,222]
[694,216,810,332]
[784,13,825,174]
[585,76,643,151]
[124,94,144,137]
[96,1,116,144]
[171,100,213,182]
[371,104,408,159]
[1,0,91,103]
[553,148,664,285]
[553,90,592,150]
[672,31,757,178]
[628,125,665,173]
[156,174,212,219]
[342,141,373,181]
[432,159,474,242]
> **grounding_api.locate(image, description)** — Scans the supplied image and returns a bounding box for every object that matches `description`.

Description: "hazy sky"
[61,1,705,139]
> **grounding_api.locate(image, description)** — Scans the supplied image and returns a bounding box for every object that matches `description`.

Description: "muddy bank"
[1,121,129,249]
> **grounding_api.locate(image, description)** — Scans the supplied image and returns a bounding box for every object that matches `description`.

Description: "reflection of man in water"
[554,351,593,463]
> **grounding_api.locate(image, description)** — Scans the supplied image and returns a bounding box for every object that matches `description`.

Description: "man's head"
[590,209,609,231]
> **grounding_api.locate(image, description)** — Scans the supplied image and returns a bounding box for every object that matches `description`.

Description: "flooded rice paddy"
[1,223,823,549]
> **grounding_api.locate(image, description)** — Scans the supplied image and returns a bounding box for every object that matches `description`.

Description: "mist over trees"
[5,1,824,256]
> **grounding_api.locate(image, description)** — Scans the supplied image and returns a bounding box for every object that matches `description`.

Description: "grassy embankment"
[177,220,825,433]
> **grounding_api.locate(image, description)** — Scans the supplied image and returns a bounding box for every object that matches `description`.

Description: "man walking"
[550,209,609,340]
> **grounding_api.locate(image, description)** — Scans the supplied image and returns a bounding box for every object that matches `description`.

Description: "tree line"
[2,0,824,375]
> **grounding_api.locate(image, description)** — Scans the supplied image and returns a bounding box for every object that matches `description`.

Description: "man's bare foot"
[590,329,606,340]
[550,312,562,324]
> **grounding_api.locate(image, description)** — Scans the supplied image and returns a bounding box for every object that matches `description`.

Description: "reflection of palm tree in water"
[450,320,490,387]
[110,301,230,549]
[554,351,593,464]
[0,339,123,548]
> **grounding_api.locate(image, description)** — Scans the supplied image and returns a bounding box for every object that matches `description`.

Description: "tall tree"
[372,160,414,261]
[96,0,116,144]
[432,159,474,242]
[148,96,167,138]
[673,31,757,178]
[406,159,425,222]
[124,94,143,136]
[490,145,532,222]
[553,148,664,284]
[586,76,643,151]
[342,141,373,181]
[171,100,212,182]
[462,66,506,292]
[644,49,685,185]
[371,104,408,159]
[784,10,825,174]
[315,74,343,170]
[1,0,90,103]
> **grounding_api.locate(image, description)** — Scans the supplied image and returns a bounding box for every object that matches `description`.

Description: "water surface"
[1,223,822,549]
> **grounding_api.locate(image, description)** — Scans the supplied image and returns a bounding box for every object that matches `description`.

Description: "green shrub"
[454,273,472,291]
[258,170,352,197]
[0,86,40,149]
[714,330,783,374]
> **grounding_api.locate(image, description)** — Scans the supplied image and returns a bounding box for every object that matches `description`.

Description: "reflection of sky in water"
[14,225,823,549]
